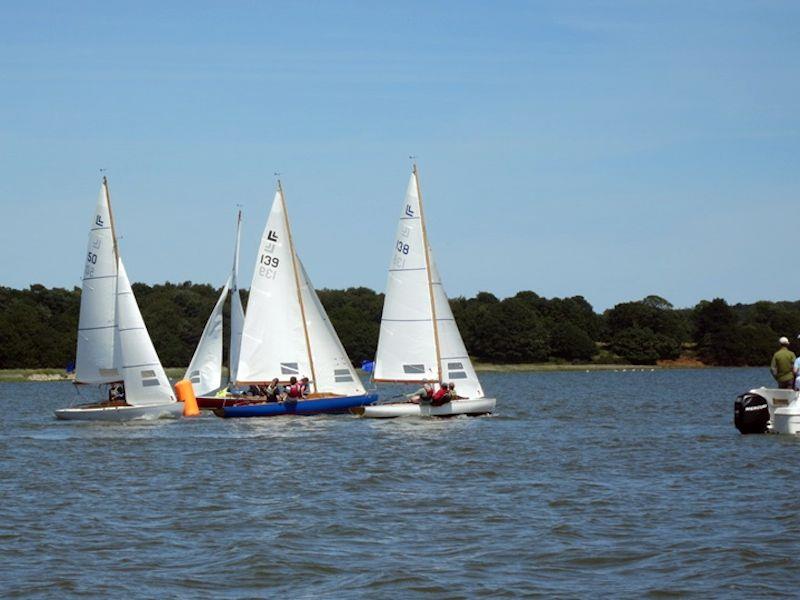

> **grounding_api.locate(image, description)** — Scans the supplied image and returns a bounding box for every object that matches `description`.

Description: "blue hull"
[215,393,378,418]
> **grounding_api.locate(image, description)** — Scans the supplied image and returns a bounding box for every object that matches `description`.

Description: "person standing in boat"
[771,337,796,389]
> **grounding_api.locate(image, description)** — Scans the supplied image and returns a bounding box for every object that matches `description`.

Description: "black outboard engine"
[734,393,770,434]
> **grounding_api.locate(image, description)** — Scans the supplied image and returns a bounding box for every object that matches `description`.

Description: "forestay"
[236,189,310,383]
[75,181,120,384]
[115,259,175,406]
[185,276,230,395]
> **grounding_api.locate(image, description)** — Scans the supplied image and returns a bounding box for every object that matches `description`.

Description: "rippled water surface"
[2,368,800,598]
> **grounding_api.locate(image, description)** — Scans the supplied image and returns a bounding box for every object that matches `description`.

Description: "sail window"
[280,362,299,375]
[403,364,425,374]
[447,362,463,370]
[448,371,468,379]
[334,368,354,382]
[99,368,119,377]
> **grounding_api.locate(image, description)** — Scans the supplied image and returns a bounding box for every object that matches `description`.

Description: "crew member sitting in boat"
[300,377,311,397]
[264,378,281,402]
[108,382,126,405]
[431,382,451,406]
[447,382,462,400]
[284,376,305,401]
[408,380,434,404]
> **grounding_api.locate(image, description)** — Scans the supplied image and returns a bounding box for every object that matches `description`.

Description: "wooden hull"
[196,396,265,410]
[214,393,378,418]
[54,402,183,421]
[352,397,496,418]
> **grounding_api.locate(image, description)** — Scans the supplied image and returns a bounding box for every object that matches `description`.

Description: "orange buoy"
[174,379,200,417]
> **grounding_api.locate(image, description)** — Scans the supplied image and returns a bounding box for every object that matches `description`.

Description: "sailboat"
[55,178,182,421]
[213,181,378,417]
[353,165,496,418]
[185,209,246,408]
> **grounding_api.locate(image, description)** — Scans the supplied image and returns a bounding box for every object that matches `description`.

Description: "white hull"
[353,397,495,418]
[54,402,183,422]
[749,387,800,435]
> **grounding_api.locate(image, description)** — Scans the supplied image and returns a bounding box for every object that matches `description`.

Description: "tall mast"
[414,163,442,382]
[231,208,242,282]
[279,181,318,392]
[229,208,243,381]
[103,176,120,264]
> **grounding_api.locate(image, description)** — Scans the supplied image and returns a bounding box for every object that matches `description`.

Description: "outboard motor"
[734,392,770,434]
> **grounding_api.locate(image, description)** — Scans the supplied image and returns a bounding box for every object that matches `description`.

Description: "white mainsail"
[237,188,311,384]
[115,259,176,406]
[229,210,245,383]
[236,184,364,395]
[184,276,230,395]
[75,180,120,384]
[374,168,484,399]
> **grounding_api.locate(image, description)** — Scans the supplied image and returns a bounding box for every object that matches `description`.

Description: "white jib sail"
[229,210,244,383]
[115,259,175,406]
[428,246,484,398]
[184,276,230,395]
[236,189,310,383]
[75,181,120,384]
[297,259,366,396]
[374,172,439,383]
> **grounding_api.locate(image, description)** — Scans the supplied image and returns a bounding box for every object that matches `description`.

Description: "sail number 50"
[396,241,409,255]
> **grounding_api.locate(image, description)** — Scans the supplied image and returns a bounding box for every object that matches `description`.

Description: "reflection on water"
[2,368,800,596]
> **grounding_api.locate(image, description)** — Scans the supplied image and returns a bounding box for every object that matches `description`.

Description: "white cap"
[779,336,790,345]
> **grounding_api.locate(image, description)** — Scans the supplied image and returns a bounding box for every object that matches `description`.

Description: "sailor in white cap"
[771,336,796,389]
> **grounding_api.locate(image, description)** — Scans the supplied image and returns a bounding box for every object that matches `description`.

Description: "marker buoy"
[174,379,200,417]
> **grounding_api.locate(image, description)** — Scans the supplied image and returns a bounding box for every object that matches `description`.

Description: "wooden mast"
[414,163,443,383]
[103,176,119,263]
[101,175,123,385]
[279,181,319,392]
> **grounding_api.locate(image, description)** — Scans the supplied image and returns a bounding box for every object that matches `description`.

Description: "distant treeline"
[1,284,799,369]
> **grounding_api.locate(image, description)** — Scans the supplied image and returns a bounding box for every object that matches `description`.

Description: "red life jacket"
[432,387,449,404]
[287,383,303,398]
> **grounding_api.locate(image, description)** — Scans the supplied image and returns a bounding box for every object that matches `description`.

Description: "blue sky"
[1,1,798,310]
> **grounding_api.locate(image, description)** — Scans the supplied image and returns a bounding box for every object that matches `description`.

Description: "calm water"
[1,368,799,598]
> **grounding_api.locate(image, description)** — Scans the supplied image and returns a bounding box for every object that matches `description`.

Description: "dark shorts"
[778,379,795,389]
